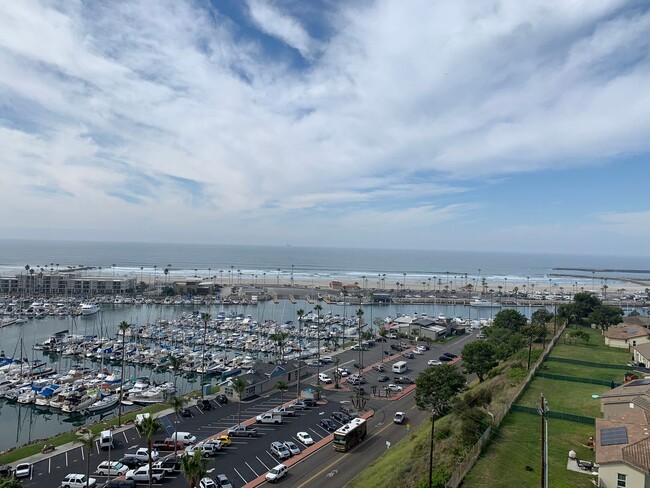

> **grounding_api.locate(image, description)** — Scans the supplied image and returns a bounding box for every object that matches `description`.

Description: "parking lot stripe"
[233,467,247,484]
[65,452,68,466]
[245,462,259,477]
[311,427,326,438]
[48,458,51,474]
[122,431,129,444]
[256,456,270,471]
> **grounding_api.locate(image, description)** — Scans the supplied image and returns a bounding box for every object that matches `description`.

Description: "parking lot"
[13,331,476,487]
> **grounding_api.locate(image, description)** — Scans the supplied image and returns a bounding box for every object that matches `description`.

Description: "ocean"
[1,239,649,287]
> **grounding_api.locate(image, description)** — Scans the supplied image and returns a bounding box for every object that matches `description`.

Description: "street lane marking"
[233,467,247,484]
[245,462,259,477]
[256,456,271,471]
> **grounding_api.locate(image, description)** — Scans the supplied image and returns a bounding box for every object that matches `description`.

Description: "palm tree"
[117,321,129,427]
[275,380,288,405]
[355,309,365,399]
[168,355,185,389]
[378,328,388,362]
[75,429,95,488]
[180,450,208,488]
[136,415,163,488]
[167,395,187,456]
[296,308,304,395]
[314,304,323,382]
[200,312,212,399]
[0,477,23,488]
[231,377,248,427]
[269,332,290,363]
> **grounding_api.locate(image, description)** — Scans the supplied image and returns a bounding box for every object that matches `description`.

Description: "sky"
[1,0,649,255]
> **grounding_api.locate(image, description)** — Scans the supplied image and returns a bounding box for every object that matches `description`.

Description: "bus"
[333,418,367,452]
[392,361,408,374]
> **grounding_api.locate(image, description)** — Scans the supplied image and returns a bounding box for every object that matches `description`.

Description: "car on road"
[216,473,234,488]
[373,364,385,372]
[387,384,403,393]
[320,356,333,363]
[283,440,301,456]
[96,461,128,476]
[443,352,459,359]
[270,441,291,460]
[61,473,98,488]
[427,359,442,366]
[331,411,350,423]
[265,464,288,483]
[307,359,321,367]
[394,412,406,424]
[320,418,337,431]
[412,348,423,355]
[214,394,229,404]
[297,432,314,445]
[318,373,333,384]
[199,477,217,488]
[117,456,145,469]
[402,351,415,359]
[14,463,31,478]
[378,374,390,382]
[417,344,430,351]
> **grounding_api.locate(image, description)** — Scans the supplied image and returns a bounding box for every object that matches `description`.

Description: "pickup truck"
[256,413,283,424]
[128,447,159,462]
[125,465,165,483]
[272,406,296,417]
[393,376,414,384]
[227,425,259,437]
[152,439,185,451]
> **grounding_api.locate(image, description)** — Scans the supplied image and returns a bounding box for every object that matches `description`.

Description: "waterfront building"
[0,272,136,296]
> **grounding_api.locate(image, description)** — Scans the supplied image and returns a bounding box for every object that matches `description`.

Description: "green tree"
[588,305,624,331]
[461,341,497,382]
[180,450,208,488]
[415,364,466,488]
[0,477,23,488]
[275,380,288,405]
[167,394,187,456]
[522,324,547,370]
[492,309,527,332]
[136,415,163,488]
[568,329,591,345]
[531,309,553,325]
[269,332,290,363]
[378,328,388,362]
[75,429,95,488]
[231,377,248,427]
[485,327,526,360]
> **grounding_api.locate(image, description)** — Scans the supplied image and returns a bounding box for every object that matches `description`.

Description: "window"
[617,473,627,487]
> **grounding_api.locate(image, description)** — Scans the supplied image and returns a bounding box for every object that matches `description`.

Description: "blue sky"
[1,0,649,255]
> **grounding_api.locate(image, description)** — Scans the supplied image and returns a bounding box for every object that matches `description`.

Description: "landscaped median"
[241,409,375,488]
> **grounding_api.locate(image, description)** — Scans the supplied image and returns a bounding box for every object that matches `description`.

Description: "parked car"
[199,477,217,488]
[292,400,307,410]
[283,441,301,456]
[412,348,423,355]
[402,352,415,359]
[153,457,180,474]
[214,394,229,404]
[265,464,288,483]
[427,359,442,366]
[213,435,232,447]
[320,356,333,363]
[331,411,350,423]
[14,463,31,478]
[117,457,144,469]
[417,344,430,351]
[318,373,333,384]
[125,465,165,483]
[61,473,97,488]
[297,432,314,445]
[383,350,393,356]
[100,480,136,488]
[394,376,414,384]
[336,367,350,377]
[378,374,390,382]
[129,447,159,462]
[227,425,259,437]
[216,473,234,488]
[373,364,385,372]
[443,352,459,359]
[320,418,337,431]
[152,438,185,451]
[394,412,406,424]
[272,406,297,417]
[180,407,194,418]
[183,444,211,458]
[387,384,403,393]
[302,398,318,407]
[270,441,291,460]
[96,461,128,476]
[196,398,213,411]
[439,355,453,362]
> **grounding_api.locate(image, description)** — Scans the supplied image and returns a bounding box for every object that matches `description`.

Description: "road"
[15,330,478,487]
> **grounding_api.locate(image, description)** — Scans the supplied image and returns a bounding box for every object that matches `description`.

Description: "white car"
[336,367,350,377]
[394,412,406,424]
[199,477,218,488]
[14,463,31,478]
[61,473,97,488]
[183,444,211,458]
[96,461,128,476]
[387,384,403,393]
[265,464,288,483]
[413,348,423,355]
[427,359,442,366]
[318,373,332,384]
[297,431,314,445]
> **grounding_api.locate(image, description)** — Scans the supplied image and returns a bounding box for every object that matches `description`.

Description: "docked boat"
[469,298,498,307]
[83,394,119,414]
[80,303,101,315]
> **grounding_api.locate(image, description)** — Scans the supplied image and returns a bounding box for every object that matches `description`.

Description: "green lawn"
[463,412,595,488]
[517,377,607,418]
[549,328,630,365]
[540,360,627,382]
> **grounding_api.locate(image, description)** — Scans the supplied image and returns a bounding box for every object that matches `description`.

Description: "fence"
[535,371,621,387]
[544,356,631,370]
[510,403,595,425]
[445,324,566,488]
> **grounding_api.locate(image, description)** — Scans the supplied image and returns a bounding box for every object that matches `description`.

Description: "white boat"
[80,303,101,315]
[84,394,119,413]
[469,298,498,308]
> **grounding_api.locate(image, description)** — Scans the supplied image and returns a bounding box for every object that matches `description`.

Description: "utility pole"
[538,395,549,488]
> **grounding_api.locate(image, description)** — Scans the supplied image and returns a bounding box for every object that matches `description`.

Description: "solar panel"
[601,427,629,446]
[624,378,650,387]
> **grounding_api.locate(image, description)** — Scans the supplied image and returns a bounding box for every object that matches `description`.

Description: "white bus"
[392,361,408,374]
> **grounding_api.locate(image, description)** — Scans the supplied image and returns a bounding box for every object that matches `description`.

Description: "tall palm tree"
[200,312,211,399]
[167,394,187,456]
[117,321,129,427]
[180,450,208,488]
[75,429,95,488]
[355,309,365,405]
[275,380,288,405]
[269,332,289,363]
[296,308,304,396]
[314,304,323,383]
[168,355,184,389]
[136,415,163,488]
[231,377,248,427]
[378,328,388,363]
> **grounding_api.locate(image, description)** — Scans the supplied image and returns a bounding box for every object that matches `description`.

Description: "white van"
[171,431,197,444]
[392,361,408,374]
[99,430,113,449]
